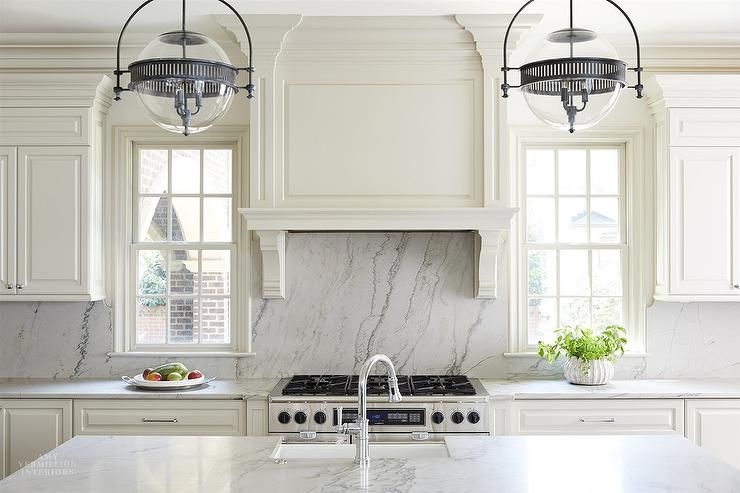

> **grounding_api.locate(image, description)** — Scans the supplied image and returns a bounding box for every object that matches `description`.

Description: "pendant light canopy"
[501,0,643,133]
[113,0,254,136]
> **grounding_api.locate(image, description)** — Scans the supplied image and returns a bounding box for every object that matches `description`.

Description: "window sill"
[107,351,256,358]
[503,351,650,359]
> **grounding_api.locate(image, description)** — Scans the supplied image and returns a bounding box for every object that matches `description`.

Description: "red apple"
[187,370,204,380]
[142,368,154,378]
[145,372,162,381]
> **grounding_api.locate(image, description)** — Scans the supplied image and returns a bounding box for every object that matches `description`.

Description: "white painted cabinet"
[686,400,740,469]
[668,147,740,297]
[73,400,246,436]
[16,147,90,296]
[246,397,268,436]
[652,75,740,301]
[0,75,110,301]
[501,399,684,436]
[0,399,72,479]
[0,148,16,295]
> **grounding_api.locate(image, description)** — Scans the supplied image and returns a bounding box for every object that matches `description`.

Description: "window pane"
[137,250,167,296]
[592,250,622,296]
[591,149,619,195]
[199,298,230,344]
[139,149,168,195]
[170,298,198,344]
[560,297,590,327]
[591,197,620,243]
[203,198,232,242]
[559,250,590,296]
[171,197,200,242]
[136,298,166,345]
[202,250,230,295]
[558,197,588,243]
[171,149,200,194]
[204,149,232,194]
[558,149,586,194]
[139,197,168,241]
[170,250,198,296]
[527,198,556,243]
[528,250,556,296]
[526,150,555,195]
[528,298,557,345]
[592,298,623,330]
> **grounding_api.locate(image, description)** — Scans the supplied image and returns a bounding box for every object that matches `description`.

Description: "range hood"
[239,207,517,300]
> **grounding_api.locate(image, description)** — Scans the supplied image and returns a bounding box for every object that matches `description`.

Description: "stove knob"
[431,411,445,424]
[277,411,291,424]
[294,411,307,424]
[451,411,465,424]
[314,411,327,424]
[467,411,481,424]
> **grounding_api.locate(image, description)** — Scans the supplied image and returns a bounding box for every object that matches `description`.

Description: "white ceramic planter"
[563,357,614,385]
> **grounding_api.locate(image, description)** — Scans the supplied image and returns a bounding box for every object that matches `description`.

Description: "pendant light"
[113,0,254,136]
[501,0,643,133]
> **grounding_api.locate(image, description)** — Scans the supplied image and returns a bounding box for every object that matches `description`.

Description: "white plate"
[121,374,213,390]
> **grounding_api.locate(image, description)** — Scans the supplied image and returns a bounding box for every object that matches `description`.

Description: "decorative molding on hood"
[240,207,518,299]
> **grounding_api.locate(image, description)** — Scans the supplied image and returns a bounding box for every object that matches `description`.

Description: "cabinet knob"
[6,284,12,290]
[16,284,23,290]
[734,284,740,289]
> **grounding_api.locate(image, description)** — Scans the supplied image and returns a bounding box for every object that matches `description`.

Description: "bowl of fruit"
[122,363,211,390]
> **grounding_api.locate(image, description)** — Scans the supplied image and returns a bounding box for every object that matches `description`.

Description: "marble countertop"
[0,378,279,400]
[480,378,740,400]
[1,434,738,492]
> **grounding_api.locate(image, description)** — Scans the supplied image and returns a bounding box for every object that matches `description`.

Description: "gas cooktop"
[281,374,477,397]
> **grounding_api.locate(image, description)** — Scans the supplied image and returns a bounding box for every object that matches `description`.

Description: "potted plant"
[537,325,627,385]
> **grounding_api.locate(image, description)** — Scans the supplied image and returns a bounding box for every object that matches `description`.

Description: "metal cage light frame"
[501,0,644,133]
[113,0,254,136]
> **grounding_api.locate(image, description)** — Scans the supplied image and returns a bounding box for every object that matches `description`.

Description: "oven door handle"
[410,431,429,441]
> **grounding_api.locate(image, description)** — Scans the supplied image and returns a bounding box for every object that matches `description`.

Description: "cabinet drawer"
[669,108,740,146]
[511,400,684,435]
[0,108,90,146]
[74,400,246,436]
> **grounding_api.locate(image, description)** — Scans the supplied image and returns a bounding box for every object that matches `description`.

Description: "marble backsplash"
[1,232,740,379]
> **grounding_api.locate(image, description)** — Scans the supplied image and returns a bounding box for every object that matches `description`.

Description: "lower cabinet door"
[686,399,740,469]
[74,400,246,436]
[510,399,684,435]
[0,399,72,479]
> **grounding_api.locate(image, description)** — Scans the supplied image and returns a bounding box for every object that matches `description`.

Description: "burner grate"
[282,374,477,396]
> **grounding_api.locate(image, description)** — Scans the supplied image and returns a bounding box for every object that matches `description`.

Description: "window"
[131,145,236,350]
[521,144,626,347]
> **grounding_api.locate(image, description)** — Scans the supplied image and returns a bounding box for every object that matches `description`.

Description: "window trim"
[110,126,251,355]
[506,126,650,355]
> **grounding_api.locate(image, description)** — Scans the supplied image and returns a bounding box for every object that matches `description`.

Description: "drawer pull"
[142,417,178,423]
[579,418,615,423]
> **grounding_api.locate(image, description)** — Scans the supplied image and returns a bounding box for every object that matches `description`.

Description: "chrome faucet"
[335,354,402,466]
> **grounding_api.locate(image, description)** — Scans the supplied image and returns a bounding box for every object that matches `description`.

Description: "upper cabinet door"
[16,147,88,295]
[0,148,16,294]
[669,147,740,296]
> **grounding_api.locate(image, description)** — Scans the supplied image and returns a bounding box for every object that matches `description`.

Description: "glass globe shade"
[520,29,624,132]
[130,31,236,135]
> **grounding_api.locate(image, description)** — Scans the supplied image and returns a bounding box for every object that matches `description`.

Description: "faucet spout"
[354,354,401,466]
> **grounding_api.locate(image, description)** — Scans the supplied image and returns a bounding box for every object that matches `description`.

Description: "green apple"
[166,372,183,381]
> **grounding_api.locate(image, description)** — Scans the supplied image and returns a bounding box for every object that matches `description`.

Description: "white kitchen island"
[0,435,738,492]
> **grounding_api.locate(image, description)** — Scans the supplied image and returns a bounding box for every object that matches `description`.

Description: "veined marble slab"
[1,435,738,492]
[481,378,740,400]
[0,378,279,400]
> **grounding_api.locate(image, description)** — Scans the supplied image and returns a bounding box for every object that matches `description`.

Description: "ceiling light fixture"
[113,0,254,136]
[501,0,643,133]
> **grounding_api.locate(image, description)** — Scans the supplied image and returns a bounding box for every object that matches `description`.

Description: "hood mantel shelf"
[239,207,518,300]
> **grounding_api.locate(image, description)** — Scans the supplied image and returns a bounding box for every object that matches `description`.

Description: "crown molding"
[645,73,740,109]
[0,72,114,108]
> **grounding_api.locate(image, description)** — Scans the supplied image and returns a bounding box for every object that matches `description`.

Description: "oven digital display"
[333,408,425,426]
